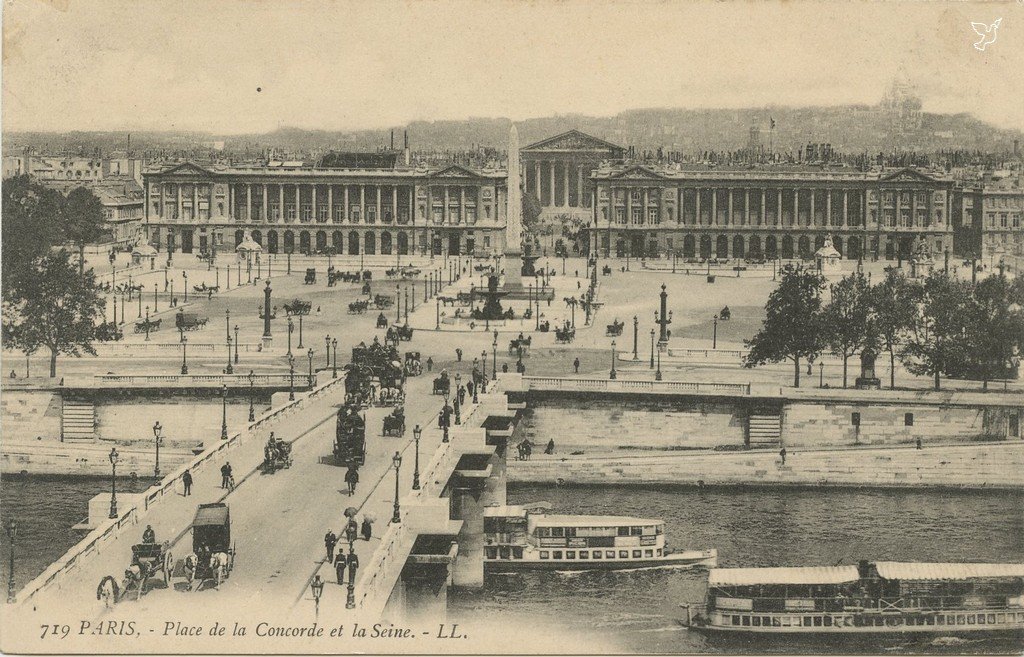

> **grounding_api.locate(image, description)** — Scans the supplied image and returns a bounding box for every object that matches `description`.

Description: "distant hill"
[5,106,1022,158]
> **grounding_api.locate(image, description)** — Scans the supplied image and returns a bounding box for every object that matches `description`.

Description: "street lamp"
[220,384,228,439]
[311,574,324,619]
[288,355,295,401]
[391,452,403,524]
[152,421,163,478]
[412,425,422,490]
[307,348,314,387]
[248,370,255,422]
[332,338,338,379]
[108,448,120,519]
[234,325,240,364]
[712,314,718,350]
[5,519,16,603]
[180,334,189,375]
[454,374,462,425]
[610,339,617,380]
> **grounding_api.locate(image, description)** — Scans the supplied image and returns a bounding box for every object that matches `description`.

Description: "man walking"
[345,463,359,495]
[182,468,193,496]
[220,462,233,489]
[324,530,338,563]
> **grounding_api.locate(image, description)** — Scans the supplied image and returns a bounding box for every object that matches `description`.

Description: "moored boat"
[683,560,1024,635]
[483,503,717,572]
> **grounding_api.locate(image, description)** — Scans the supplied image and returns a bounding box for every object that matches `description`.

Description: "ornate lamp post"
[287,316,294,357]
[226,334,234,374]
[632,316,639,361]
[152,421,163,477]
[610,339,617,380]
[288,355,295,401]
[220,384,228,439]
[311,574,324,620]
[248,370,255,422]
[180,334,188,374]
[332,338,338,379]
[712,314,718,350]
[307,348,314,387]
[4,519,17,603]
[650,329,656,369]
[108,448,120,518]
[454,374,462,425]
[391,452,403,524]
[412,425,422,490]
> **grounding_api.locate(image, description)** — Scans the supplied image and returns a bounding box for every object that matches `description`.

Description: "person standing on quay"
[182,468,193,496]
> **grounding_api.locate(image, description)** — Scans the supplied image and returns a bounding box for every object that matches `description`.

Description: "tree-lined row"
[744,266,1024,390]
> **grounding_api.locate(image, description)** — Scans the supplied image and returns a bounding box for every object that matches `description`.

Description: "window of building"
[905,413,914,426]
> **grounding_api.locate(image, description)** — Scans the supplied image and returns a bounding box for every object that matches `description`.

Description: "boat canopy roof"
[875,562,1024,581]
[709,566,860,587]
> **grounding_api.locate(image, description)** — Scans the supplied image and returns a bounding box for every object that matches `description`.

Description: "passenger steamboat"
[684,560,1024,635]
[482,503,717,572]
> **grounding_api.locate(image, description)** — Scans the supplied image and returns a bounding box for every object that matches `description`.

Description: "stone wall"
[508,443,1024,489]
[1,390,62,441]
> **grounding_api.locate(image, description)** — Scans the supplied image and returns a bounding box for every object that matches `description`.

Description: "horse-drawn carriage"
[262,436,293,474]
[335,404,366,465]
[509,335,532,356]
[606,319,624,337]
[348,300,370,314]
[134,317,161,333]
[404,352,422,376]
[304,268,317,284]
[554,324,576,343]
[176,311,209,331]
[284,299,312,316]
[432,372,451,396]
[184,503,235,591]
[381,407,405,437]
[373,294,394,310]
[97,541,173,606]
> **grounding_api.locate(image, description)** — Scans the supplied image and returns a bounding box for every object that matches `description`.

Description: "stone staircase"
[61,399,96,442]
[747,411,782,447]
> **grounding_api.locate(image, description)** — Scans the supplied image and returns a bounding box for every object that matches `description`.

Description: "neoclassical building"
[587,165,955,261]
[141,161,508,257]
[520,130,625,217]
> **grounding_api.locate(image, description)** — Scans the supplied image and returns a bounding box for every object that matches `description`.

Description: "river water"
[3,478,1022,654]
[449,484,1024,654]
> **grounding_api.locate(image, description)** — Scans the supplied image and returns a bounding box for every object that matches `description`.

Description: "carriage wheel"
[163,550,173,586]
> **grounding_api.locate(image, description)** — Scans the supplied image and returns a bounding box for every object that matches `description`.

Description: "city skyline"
[2,0,1021,134]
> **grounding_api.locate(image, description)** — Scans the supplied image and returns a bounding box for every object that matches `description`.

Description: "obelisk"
[504,123,523,288]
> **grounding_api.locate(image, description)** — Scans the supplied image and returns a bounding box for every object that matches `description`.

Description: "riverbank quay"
[507,441,1024,489]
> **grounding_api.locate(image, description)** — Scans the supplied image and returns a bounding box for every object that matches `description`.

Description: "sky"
[2,0,1022,134]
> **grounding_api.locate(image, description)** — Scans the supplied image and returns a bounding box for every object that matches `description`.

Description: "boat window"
[553,551,562,559]
[644,550,653,558]
[592,551,602,559]
[619,551,629,558]
[579,551,588,559]
[565,551,575,559]
[540,551,549,560]
[606,551,616,558]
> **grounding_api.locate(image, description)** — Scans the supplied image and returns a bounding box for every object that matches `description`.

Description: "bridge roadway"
[9,362,491,639]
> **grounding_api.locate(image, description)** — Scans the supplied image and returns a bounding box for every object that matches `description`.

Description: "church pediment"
[609,166,668,180]
[879,168,938,183]
[521,130,625,155]
[161,162,216,177]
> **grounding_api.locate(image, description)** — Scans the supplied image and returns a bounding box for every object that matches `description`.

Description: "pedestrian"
[345,518,358,544]
[361,516,373,541]
[456,348,463,362]
[334,550,347,584]
[324,530,338,562]
[426,357,433,372]
[779,446,787,465]
[182,468,193,496]
[545,438,555,455]
[345,463,359,495]
[573,357,580,373]
[347,550,359,583]
[220,462,232,489]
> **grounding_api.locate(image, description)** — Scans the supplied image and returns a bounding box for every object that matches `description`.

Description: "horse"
[97,575,120,608]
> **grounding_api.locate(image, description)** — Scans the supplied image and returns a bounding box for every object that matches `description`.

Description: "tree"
[900,272,975,391]
[1,175,66,297]
[823,273,873,387]
[744,266,826,387]
[3,250,105,377]
[870,269,917,389]
[63,186,107,275]
[967,276,1024,389]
